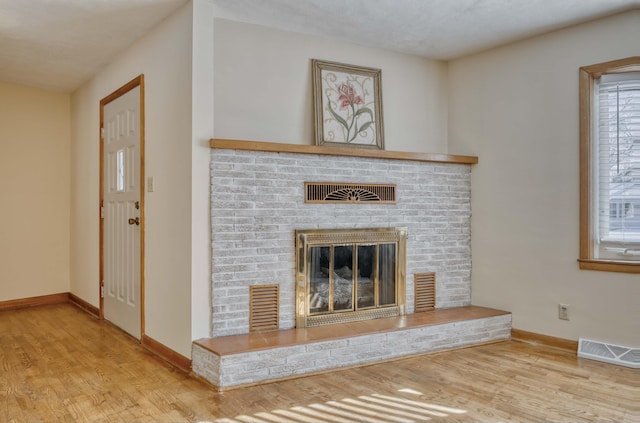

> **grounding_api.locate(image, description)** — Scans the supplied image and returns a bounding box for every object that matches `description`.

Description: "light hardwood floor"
[1,304,637,422]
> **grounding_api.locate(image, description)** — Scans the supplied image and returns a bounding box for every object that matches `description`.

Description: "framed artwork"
[312,59,384,149]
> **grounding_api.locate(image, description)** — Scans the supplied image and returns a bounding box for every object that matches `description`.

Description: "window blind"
[596,73,640,259]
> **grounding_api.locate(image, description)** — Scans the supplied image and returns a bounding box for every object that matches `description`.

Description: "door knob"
[128,217,140,226]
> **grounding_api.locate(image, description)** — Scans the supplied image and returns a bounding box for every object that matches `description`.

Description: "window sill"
[578,259,640,274]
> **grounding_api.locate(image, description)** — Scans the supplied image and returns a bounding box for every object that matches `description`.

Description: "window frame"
[579,56,640,274]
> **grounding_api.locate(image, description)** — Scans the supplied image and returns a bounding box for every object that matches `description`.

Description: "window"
[579,57,640,273]
[116,149,125,192]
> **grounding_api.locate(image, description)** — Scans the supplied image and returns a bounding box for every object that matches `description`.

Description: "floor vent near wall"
[578,338,639,368]
[414,272,436,312]
[249,285,279,332]
[305,182,396,203]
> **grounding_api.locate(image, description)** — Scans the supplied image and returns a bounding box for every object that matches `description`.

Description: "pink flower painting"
[338,83,363,108]
[313,60,384,149]
[323,74,375,144]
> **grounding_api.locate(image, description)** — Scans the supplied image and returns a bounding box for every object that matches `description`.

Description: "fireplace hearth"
[192,141,511,390]
[295,227,407,327]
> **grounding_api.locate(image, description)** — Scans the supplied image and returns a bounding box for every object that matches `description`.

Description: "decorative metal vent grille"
[414,272,436,312]
[299,227,407,247]
[306,307,400,327]
[305,182,396,203]
[249,285,279,332]
[578,339,640,368]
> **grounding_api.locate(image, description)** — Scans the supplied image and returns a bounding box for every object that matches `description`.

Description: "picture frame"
[312,59,384,149]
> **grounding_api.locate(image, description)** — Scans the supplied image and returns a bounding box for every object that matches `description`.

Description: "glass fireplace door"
[307,242,398,316]
[296,227,407,327]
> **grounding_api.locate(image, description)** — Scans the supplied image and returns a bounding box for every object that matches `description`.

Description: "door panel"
[102,85,141,339]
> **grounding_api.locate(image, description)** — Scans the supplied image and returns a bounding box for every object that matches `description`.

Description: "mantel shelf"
[210,138,478,165]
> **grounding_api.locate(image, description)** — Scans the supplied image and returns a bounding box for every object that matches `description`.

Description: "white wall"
[448,11,640,346]
[0,82,70,301]
[191,0,215,343]
[70,1,208,357]
[213,19,448,154]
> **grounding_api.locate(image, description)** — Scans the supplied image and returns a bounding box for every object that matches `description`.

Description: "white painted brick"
[244,358,287,371]
[268,363,311,377]
[191,313,510,389]
[191,345,221,386]
[221,368,269,385]
[257,345,306,359]
[218,353,252,367]
[312,359,344,370]
[305,340,349,351]
[210,149,473,335]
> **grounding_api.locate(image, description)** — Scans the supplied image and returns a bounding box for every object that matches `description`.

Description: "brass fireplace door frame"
[295,227,407,328]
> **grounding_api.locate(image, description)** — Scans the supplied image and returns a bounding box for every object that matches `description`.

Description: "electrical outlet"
[558,304,570,321]
[147,176,154,192]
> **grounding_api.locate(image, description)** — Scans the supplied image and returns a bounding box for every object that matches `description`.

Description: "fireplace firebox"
[295,227,407,327]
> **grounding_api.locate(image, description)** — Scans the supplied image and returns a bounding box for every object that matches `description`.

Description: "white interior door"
[102,85,142,339]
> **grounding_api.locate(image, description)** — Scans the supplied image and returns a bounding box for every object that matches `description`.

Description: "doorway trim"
[99,74,145,338]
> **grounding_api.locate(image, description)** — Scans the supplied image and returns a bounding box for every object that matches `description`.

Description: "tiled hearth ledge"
[192,306,511,391]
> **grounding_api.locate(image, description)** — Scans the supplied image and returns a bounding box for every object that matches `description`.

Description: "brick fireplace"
[192,140,511,390]
[209,143,474,337]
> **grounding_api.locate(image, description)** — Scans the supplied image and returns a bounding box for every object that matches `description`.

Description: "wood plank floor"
[1,304,637,422]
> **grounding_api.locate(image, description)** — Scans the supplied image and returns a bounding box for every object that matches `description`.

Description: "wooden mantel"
[210,138,478,165]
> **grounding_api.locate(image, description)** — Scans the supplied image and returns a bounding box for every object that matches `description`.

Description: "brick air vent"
[414,272,436,312]
[305,182,396,203]
[249,285,279,332]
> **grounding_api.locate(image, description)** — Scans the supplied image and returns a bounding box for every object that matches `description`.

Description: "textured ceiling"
[0,0,188,92]
[212,0,640,59]
[0,0,638,92]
